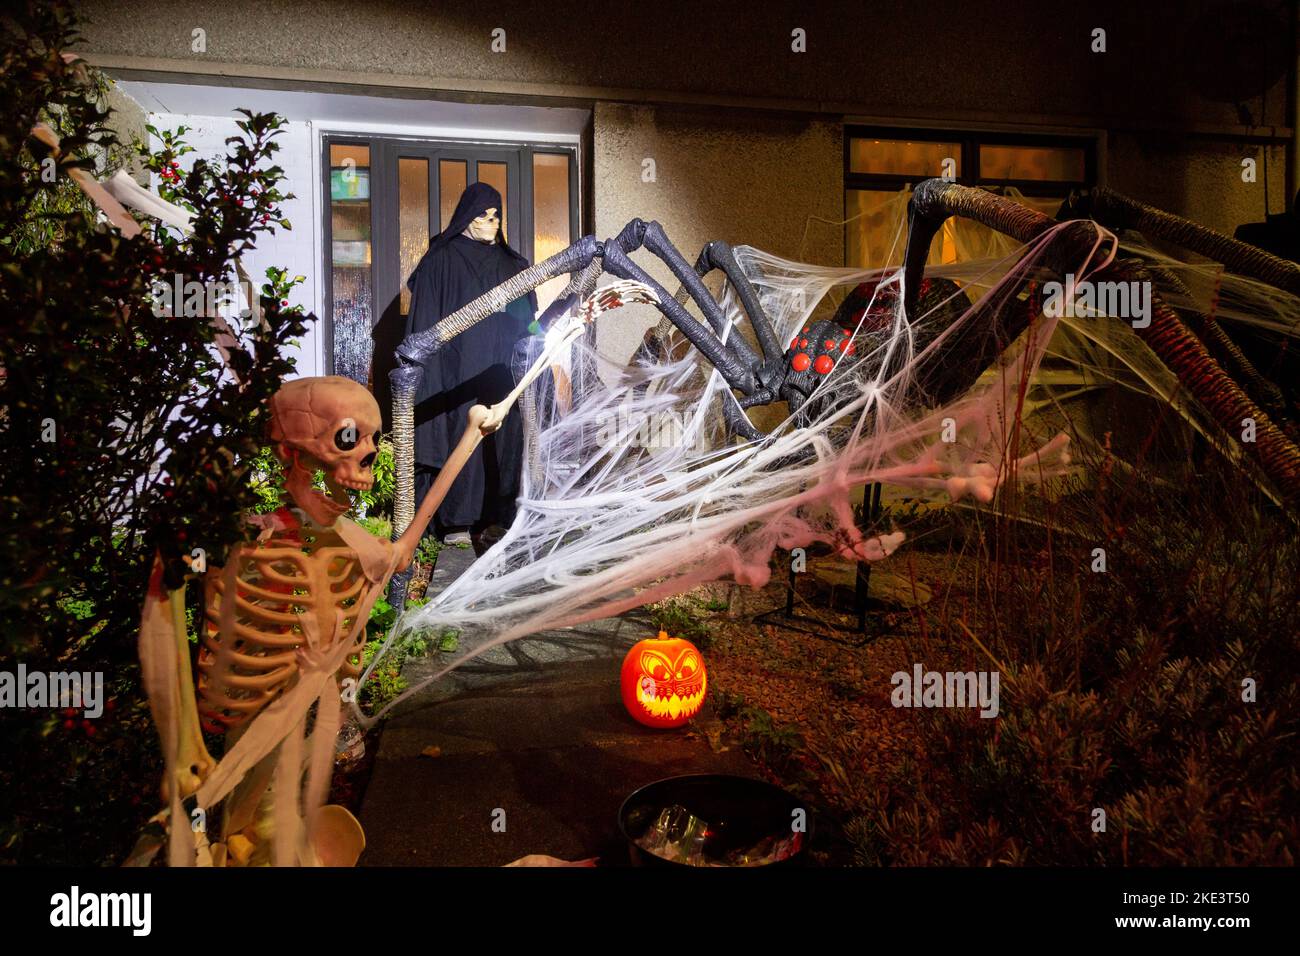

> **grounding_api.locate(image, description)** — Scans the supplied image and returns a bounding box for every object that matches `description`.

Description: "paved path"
[357,546,756,866]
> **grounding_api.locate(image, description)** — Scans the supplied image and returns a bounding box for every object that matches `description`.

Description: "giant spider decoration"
[392,217,973,447]
[386,179,1300,610]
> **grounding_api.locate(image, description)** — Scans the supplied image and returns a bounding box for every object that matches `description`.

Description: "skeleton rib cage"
[197,521,368,734]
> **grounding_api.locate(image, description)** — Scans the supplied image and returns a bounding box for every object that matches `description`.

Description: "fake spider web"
[357,199,1299,725]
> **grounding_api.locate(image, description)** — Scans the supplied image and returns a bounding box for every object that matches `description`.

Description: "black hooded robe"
[404,182,537,536]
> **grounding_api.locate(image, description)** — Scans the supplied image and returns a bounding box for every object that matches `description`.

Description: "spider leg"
[694,240,787,370]
[721,389,783,443]
[602,219,758,395]
[902,177,1300,505]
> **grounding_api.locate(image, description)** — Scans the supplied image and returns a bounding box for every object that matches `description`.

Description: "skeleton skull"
[464,206,500,243]
[268,376,381,526]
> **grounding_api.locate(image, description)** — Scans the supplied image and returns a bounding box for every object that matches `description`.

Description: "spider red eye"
[814,355,834,375]
[789,337,799,350]
[824,339,836,349]
[792,353,811,372]
[799,338,808,348]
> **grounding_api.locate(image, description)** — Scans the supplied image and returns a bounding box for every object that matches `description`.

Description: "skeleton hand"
[394,535,418,574]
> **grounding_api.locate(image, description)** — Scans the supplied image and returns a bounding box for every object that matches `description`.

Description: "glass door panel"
[398,157,429,316]
[532,152,572,311]
[327,135,577,390]
[328,142,372,384]
[438,159,467,231]
[476,160,509,243]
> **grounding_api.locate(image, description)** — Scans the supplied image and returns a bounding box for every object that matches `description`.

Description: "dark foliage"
[848,448,1300,865]
[0,1,312,862]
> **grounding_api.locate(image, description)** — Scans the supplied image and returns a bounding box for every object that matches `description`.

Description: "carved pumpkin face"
[620,632,708,728]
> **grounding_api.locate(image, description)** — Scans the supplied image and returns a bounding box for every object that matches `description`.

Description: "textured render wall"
[1108,135,1291,234]
[592,103,843,374]
[102,78,148,178]
[148,113,323,379]
[71,0,1290,132]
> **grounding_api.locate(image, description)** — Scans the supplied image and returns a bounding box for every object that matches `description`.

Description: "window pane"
[398,157,429,315]
[980,144,1085,182]
[849,138,960,178]
[532,153,571,311]
[476,161,508,241]
[847,188,951,269]
[439,159,467,231]
[329,143,372,385]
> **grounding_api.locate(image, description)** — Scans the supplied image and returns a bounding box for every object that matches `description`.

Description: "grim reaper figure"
[404,182,538,544]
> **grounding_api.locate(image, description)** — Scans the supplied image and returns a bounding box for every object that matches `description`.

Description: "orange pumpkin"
[620,631,707,728]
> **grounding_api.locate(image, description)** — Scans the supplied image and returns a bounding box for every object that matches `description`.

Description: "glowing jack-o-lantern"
[621,631,708,728]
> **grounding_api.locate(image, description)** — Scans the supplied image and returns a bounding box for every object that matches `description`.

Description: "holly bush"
[0,1,315,863]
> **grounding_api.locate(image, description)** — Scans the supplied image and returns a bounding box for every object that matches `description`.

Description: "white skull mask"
[268,376,381,523]
[464,206,500,243]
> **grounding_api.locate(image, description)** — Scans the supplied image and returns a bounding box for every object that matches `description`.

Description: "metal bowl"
[618,773,810,868]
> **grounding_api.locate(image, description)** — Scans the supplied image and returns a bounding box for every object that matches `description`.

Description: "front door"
[322,134,578,400]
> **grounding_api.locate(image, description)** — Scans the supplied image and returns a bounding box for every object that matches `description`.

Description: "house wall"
[1108,134,1292,235]
[78,0,1297,379]
[592,103,843,370]
[72,0,1292,134]
[146,113,324,378]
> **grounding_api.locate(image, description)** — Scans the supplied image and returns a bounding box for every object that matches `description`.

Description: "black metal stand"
[752,483,884,648]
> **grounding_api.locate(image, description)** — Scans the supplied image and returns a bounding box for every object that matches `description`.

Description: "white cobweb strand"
[358,222,1106,725]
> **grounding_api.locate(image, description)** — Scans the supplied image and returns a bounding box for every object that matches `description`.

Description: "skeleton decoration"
[135,284,658,867]
[137,376,397,866]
